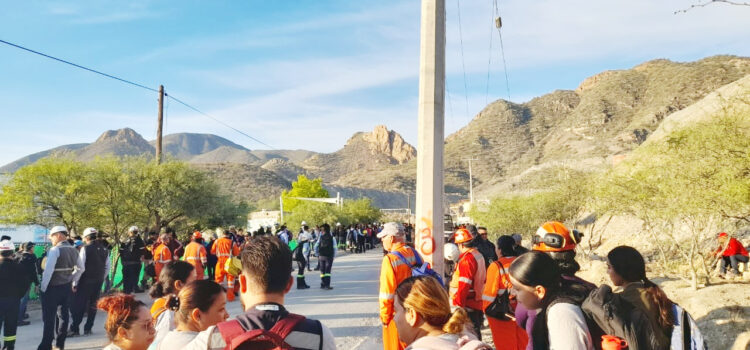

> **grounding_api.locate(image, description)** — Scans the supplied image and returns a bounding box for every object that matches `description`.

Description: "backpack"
[292,244,305,262]
[581,285,661,350]
[670,304,707,350]
[391,250,444,285]
[217,314,308,350]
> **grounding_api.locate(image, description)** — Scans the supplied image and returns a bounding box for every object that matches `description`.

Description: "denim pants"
[17,288,30,321]
[721,254,749,274]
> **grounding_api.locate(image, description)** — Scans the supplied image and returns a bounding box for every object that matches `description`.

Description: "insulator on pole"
[495,16,502,29]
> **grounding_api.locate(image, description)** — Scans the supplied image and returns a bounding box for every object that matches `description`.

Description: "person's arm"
[452,257,474,308]
[547,303,593,350]
[482,262,500,311]
[72,247,86,287]
[40,247,59,292]
[378,255,396,325]
[200,245,207,265]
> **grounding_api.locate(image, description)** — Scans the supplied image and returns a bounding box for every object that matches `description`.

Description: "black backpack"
[293,244,305,262]
[581,285,662,350]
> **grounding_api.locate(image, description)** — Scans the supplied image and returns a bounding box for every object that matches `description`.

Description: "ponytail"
[643,278,674,328]
[165,294,180,311]
[442,307,469,335]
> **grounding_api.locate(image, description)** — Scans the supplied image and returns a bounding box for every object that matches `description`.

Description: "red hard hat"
[453,228,475,244]
[718,232,728,238]
[532,221,582,253]
[193,231,202,239]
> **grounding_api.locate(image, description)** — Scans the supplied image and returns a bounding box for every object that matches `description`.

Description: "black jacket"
[15,251,40,286]
[0,258,31,298]
[120,235,146,263]
[318,233,334,258]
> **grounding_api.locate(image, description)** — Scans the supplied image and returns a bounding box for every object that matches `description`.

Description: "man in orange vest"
[153,233,173,281]
[450,227,486,340]
[184,231,208,280]
[378,222,417,350]
[212,228,240,301]
[482,235,528,350]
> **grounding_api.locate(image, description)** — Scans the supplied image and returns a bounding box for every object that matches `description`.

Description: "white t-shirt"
[547,303,594,350]
[158,330,199,350]
[148,310,175,350]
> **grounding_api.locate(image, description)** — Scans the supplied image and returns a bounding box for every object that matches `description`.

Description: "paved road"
[15,249,385,350]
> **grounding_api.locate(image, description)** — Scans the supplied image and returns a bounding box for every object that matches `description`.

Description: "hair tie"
[166,294,181,311]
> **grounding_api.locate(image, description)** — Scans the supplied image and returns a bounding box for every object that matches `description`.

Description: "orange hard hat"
[718,232,728,238]
[532,221,582,252]
[453,227,475,244]
[193,231,202,239]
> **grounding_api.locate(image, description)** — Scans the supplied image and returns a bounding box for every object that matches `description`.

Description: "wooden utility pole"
[156,85,165,164]
[415,0,445,276]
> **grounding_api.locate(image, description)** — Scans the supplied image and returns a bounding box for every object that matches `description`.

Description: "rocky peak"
[575,70,620,93]
[95,128,149,146]
[362,125,416,164]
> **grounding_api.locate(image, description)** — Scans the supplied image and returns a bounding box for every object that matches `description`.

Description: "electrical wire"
[485,0,494,106]
[0,38,274,149]
[493,0,512,101]
[455,0,471,123]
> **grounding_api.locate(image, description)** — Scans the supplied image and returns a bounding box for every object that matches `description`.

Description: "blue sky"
[1,0,749,166]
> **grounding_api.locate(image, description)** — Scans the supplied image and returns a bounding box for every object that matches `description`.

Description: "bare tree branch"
[675,0,750,14]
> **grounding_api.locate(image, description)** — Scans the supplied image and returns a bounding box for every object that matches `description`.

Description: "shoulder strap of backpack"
[411,248,424,266]
[682,306,691,350]
[269,313,306,340]
[391,251,414,268]
[216,319,247,347]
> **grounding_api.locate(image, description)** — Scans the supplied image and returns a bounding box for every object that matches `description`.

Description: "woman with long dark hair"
[156,280,228,349]
[148,260,196,350]
[509,251,593,350]
[607,246,673,349]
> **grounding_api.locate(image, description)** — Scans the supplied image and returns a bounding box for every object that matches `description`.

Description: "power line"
[485,0,494,106]
[493,0,512,101]
[455,0,471,123]
[166,94,275,149]
[0,38,274,149]
[0,38,158,93]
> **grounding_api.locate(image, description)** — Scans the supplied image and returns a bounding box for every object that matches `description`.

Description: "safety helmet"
[0,240,14,251]
[444,243,460,262]
[50,225,68,235]
[301,221,307,226]
[453,227,475,244]
[193,231,202,239]
[532,221,582,252]
[128,226,139,233]
[82,227,98,237]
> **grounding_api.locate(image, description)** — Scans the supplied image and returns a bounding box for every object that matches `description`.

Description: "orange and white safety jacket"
[379,243,418,325]
[211,237,239,261]
[184,241,207,274]
[482,256,516,314]
[450,248,486,311]
[153,243,172,278]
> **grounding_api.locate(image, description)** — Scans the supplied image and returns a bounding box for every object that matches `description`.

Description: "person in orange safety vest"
[378,222,419,350]
[449,227,486,340]
[212,227,240,301]
[482,235,528,350]
[153,233,173,281]
[184,231,208,280]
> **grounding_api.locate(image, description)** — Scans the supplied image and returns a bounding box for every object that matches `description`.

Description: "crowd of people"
[377,221,746,350]
[0,218,745,349]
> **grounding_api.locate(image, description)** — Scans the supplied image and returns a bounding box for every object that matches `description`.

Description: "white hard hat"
[0,240,14,251]
[301,221,307,226]
[444,243,460,262]
[377,222,405,239]
[83,227,98,237]
[50,226,68,235]
[128,226,139,233]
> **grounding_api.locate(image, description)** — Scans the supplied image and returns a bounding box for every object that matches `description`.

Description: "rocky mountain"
[0,143,88,173]
[3,55,749,208]
[154,133,250,160]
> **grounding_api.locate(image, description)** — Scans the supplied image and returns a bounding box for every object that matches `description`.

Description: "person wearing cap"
[184,231,208,280]
[317,223,336,290]
[0,240,32,350]
[15,242,39,327]
[38,225,85,350]
[277,225,290,245]
[714,232,749,279]
[120,226,146,294]
[449,227,487,340]
[69,227,110,337]
[154,233,174,283]
[378,222,420,350]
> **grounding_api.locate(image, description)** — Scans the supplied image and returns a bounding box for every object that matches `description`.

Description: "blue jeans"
[18,288,30,321]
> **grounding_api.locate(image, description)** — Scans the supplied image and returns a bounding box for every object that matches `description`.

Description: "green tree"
[281,175,329,212]
[0,157,96,235]
[338,198,382,226]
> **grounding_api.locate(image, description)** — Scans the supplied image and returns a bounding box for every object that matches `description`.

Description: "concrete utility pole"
[464,158,478,203]
[415,0,445,276]
[156,85,165,164]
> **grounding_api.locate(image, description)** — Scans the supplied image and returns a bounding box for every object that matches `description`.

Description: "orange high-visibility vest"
[483,256,528,350]
[482,256,516,312]
[211,237,239,260]
[449,248,486,311]
[184,241,207,279]
[153,243,172,279]
[379,243,417,324]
